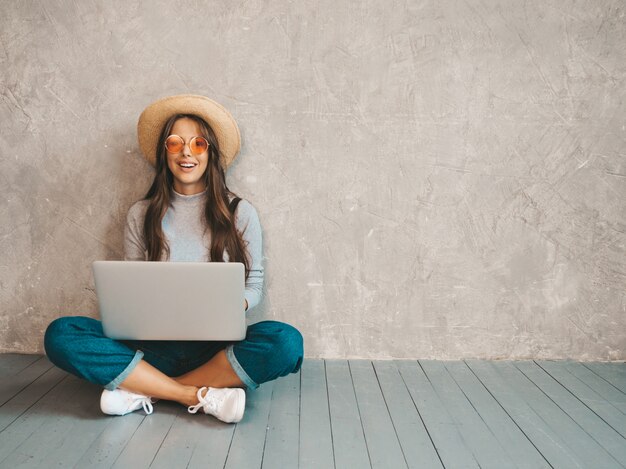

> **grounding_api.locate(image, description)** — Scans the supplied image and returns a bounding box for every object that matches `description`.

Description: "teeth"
[180,164,195,168]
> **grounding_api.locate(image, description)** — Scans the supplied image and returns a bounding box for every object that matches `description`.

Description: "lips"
[177,161,198,172]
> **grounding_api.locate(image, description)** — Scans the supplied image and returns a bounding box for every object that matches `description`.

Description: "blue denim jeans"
[44,316,303,390]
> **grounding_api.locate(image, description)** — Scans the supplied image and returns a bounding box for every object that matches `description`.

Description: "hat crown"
[137,94,241,170]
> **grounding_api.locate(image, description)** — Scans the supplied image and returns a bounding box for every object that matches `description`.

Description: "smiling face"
[166,117,210,195]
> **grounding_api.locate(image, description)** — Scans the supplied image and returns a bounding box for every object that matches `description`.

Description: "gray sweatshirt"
[123,189,264,311]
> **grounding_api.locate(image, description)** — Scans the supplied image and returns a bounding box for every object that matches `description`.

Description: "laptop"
[92,261,246,341]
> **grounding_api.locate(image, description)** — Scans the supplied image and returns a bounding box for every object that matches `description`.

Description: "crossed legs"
[118,350,243,407]
[44,316,303,408]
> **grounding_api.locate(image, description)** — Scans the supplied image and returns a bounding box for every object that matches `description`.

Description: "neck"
[172,182,207,196]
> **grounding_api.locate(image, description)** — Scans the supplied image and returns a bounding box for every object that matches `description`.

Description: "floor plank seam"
[396,360,445,469]
[371,361,410,469]
[109,414,148,467]
[462,361,555,469]
[443,362,512,457]
[515,362,624,467]
[12,356,43,376]
[220,418,237,469]
[495,362,601,468]
[347,360,373,469]
[1,357,625,469]
[580,363,626,396]
[0,374,76,467]
[74,414,119,468]
[418,360,482,469]
[323,360,337,469]
[0,360,55,409]
[534,361,626,440]
[258,382,277,469]
[148,412,179,468]
[15,356,46,376]
[0,371,70,437]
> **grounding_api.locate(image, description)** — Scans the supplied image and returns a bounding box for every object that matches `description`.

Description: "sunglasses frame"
[164,134,210,156]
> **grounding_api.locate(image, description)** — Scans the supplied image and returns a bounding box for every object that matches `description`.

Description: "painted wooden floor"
[0,355,625,468]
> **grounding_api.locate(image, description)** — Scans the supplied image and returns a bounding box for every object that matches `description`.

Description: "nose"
[182,143,192,157]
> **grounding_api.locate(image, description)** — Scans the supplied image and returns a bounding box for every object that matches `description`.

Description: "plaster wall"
[1,0,625,359]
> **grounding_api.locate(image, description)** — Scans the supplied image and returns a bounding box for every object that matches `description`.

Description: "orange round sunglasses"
[164,135,210,155]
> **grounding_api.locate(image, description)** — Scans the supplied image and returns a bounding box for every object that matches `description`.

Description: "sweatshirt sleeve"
[124,201,148,261]
[236,200,264,312]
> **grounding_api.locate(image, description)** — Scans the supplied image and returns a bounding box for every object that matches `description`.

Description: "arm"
[124,202,147,261]
[237,201,264,312]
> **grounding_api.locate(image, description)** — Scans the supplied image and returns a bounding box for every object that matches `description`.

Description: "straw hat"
[137,94,241,170]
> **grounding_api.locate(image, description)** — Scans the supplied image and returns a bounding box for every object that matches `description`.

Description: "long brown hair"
[142,114,250,279]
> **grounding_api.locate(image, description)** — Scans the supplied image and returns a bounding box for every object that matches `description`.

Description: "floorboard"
[14,380,106,468]
[0,357,54,407]
[0,375,94,468]
[110,401,178,468]
[298,360,334,469]
[492,361,620,468]
[445,361,550,469]
[0,355,41,378]
[149,402,236,469]
[466,359,584,468]
[516,361,626,466]
[325,360,370,468]
[373,361,442,469]
[149,413,200,469]
[223,380,275,469]
[397,360,481,468]
[0,354,624,469]
[583,362,626,395]
[420,360,514,468]
[74,412,147,469]
[0,365,67,433]
[563,362,626,414]
[184,412,236,469]
[262,370,300,468]
[536,360,626,438]
[349,360,407,468]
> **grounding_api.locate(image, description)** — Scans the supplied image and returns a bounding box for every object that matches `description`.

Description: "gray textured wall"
[1,0,624,359]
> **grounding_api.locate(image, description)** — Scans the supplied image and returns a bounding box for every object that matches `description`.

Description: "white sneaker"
[100,388,154,416]
[187,387,245,423]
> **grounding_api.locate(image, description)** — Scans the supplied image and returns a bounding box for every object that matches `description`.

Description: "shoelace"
[188,387,219,414]
[135,396,154,415]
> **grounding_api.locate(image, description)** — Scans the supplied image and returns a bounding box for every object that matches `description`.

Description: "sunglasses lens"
[165,135,184,153]
[191,137,209,155]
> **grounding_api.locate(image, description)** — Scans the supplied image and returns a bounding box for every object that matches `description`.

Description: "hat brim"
[137,94,241,170]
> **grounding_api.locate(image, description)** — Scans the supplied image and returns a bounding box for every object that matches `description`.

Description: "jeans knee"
[272,322,304,373]
[44,317,68,350]
[44,317,68,364]
[43,316,97,364]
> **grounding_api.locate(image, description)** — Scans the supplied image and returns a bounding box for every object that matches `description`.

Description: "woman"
[44,95,304,423]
